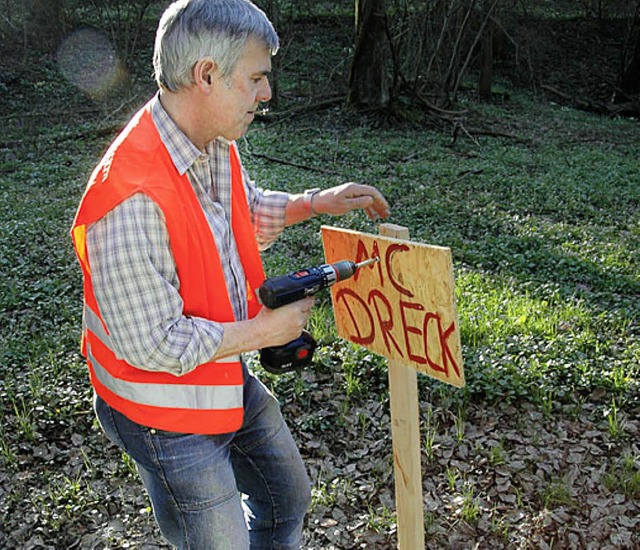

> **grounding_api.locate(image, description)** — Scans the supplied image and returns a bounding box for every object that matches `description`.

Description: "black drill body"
[258,258,377,374]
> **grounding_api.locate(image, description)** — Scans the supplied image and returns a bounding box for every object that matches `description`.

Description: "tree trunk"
[478,19,494,101]
[621,32,640,93]
[267,0,281,109]
[348,0,389,110]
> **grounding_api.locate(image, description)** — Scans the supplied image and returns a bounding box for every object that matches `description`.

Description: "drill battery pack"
[259,330,317,374]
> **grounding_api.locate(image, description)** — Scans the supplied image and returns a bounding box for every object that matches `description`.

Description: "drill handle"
[257,268,324,309]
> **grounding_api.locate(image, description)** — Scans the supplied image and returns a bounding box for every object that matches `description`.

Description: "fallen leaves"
[0,364,638,549]
[292,369,639,549]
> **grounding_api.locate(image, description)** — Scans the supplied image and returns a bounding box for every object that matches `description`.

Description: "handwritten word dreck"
[321,226,464,388]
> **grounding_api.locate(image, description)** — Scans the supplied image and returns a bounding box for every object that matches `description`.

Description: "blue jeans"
[94,366,311,549]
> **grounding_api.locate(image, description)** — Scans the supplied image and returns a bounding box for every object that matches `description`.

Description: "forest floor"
[4,370,638,549]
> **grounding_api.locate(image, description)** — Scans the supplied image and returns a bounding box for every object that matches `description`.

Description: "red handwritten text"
[335,238,460,380]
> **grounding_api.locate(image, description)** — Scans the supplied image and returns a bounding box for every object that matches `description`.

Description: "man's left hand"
[312,183,390,220]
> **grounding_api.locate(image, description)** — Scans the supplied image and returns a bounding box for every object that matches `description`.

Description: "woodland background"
[0,1,638,548]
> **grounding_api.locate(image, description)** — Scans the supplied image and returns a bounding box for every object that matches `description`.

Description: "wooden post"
[379,223,425,549]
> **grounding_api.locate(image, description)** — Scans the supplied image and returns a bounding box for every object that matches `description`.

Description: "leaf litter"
[3,364,638,549]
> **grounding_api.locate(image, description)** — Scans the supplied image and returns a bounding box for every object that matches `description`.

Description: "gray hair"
[153,0,279,92]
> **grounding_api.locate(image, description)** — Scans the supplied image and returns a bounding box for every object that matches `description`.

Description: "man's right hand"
[255,297,315,346]
[214,297,314,361]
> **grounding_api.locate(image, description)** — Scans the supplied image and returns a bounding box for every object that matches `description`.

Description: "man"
[71,0,390,548]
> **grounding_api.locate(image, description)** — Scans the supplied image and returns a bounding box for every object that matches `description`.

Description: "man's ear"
[193,58,216,92]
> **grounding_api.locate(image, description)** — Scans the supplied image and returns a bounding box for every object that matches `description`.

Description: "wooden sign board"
[321,226,464,387]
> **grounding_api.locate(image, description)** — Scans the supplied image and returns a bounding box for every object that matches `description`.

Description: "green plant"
[310,474,352,510]
[12,398,37,442]
[334,343,387,409]
[0,430,16,469]
[34,473,92,532]
[307,302,337,343]
[366,502,396,533]
[453,406,465,443]
[541,479,575,509]
[490,506,510,539]
[541,387,555,417]
[489,441,507,467]
[120,451,138,478]
[357,410,369,440]
[603,450,640,499]
[310,476,336,509]
[605,398,625,439]
[422,405,438,463]
[460,484,480,525]
[424,511,445,539]
[79,446,96,477]
[446,466,459,491]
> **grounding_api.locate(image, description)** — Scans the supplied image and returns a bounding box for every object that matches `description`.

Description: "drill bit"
[355,257,379,270]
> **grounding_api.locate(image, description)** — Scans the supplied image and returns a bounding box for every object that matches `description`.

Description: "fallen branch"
[0,108,103,121]
[242,137,343,176]
[450,168,484,185]
[256,96,345,123]
[446,117,522,147]
[468,128,522,140]
[450,120,481,147]
[542,84,640,118]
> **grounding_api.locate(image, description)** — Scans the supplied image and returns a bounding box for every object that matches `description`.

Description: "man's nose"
[258,79,272,103]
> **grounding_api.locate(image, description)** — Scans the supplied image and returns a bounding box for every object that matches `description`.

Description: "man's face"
[208,37,272,142]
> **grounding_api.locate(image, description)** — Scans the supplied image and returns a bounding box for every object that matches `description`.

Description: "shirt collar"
[151,93,204,176]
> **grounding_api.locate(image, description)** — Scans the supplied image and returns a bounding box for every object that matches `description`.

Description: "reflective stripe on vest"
[84,305,243,411]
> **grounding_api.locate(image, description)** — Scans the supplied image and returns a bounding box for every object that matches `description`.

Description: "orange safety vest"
[71,101,265,435]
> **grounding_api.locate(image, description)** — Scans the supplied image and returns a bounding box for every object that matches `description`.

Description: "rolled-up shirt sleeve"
[86,193,223,376]
[243,166,289,250]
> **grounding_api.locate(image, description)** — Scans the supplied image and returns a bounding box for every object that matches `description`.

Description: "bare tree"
[346,0,504,113]
[619,0,640,94]
[348,0,390,110]
[85,0,154,68]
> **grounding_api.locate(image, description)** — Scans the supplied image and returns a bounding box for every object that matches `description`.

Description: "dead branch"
[468,128,522,140]
[542,84,640,118]
[446,119,521,147]
[242,137,343,176]
[256,96,344,124]
[0,108,103,121]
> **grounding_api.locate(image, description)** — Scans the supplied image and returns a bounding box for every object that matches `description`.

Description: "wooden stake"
[379,223,425,549]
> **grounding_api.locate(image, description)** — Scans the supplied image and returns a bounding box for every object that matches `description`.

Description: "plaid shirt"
[86,94,289,375]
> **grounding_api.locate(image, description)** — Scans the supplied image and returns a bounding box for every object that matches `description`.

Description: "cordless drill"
[258,257,379,374]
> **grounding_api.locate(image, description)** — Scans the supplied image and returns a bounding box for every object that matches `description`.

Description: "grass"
[605,397,625,439]
[246,94,639,414]
[423,405,438,463]
[2,89,637,435]
[541,478,576,509]
[603,450,640,499]
[460,484,481,525]
[488,441,507,467]
[366,502,396,533]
